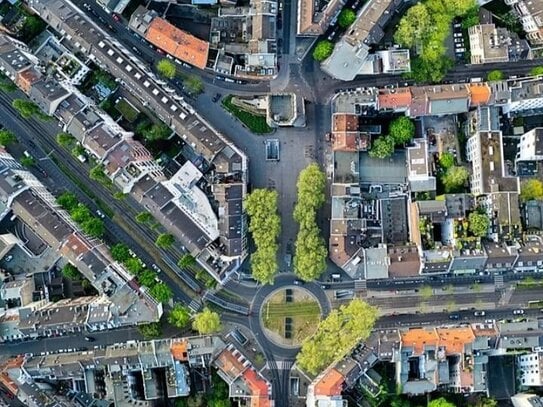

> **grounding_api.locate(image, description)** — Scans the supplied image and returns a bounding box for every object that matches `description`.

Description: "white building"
[517,128,543,161]
[518,352,543,386]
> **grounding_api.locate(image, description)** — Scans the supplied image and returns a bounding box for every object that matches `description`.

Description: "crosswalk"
[354,279,367,291]
[264,360,294,370]
[188,299,201,312]
[494,274,504,289]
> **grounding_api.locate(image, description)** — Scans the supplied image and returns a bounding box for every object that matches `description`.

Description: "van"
[23,150,31,158]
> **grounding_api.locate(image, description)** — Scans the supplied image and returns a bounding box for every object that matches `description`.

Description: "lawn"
[115,98,139,123]
[262,291,321,344]
[222,95,273,135]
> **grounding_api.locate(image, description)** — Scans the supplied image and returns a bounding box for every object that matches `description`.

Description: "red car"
[112,13,120,22]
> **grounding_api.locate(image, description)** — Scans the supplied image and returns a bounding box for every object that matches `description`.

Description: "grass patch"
[262,291,321,343]
[529,300,543,309]
[115,98,139,123]
[222,95,273,135]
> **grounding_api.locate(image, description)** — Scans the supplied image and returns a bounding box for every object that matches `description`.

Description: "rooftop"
[314,368,344,396]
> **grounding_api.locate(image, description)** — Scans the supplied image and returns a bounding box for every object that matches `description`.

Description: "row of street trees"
[245,189,281,284]
[296,299,378,375]
[56,192,105,238]
[293,164,328,281]
[395,0,479,82]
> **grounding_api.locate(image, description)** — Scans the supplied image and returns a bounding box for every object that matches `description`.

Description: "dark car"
[449,314,460,320]
[84,336,95,342]
[212,93,222,103]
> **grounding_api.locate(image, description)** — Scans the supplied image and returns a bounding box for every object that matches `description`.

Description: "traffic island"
[260,287,322,348]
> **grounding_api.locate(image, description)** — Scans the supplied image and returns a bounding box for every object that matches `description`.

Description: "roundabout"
[261,286,321,348]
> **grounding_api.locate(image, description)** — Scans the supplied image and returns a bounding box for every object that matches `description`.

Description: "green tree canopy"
[369,135,395,159]
[20,155,35,167]
[389,116,415,145]
[168,303,192,328]
[520,179,543,201]
[56,132,75,147]
[89,164,111,185]
[111,243,131,263]
[70,204,92,223]
[439,152,455,169]
[0,129,16,146]
[245,189,281,284]
[136,211,153,223]
[296,299,378,375]
[62,263,80,280]
[12,99,43,119]
[293,164,327,281]
[313,40,334,61]
[57,192,78,211]
[125,258,144,275]
[428,398,455,407]
[468,212,490,237]
[394,3,433,48]
[475,397,498,407]
[185,75,204,95]
[530,66,543,76]
[338,8,356,28]
[193,308,222,334]
[82,218,105,238]
[487,70,504,81]
[138,322,162,339]
[137,122,172,141]
[178,254,196,268]
[150,282,173,303]
[156,58,176,79]
[156,233,175,249]
[441,165,469,192]
[138,269,157,287]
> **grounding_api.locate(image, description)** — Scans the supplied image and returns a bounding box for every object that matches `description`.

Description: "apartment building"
[505,0,543,45]
[468,23,531,64]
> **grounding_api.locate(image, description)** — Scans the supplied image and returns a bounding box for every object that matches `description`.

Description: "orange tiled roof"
[146,18,209,69]
[333,113,359,132]
[436,326,475,355]
[469,83,491,106]
[215,349,246,380]
[400,328,439,355]
[243,368,271,407]
[378,88,412,110]
[333,133,358,151]
[170,339,189,361]
[0,372,17,395]
[314,368,344,396]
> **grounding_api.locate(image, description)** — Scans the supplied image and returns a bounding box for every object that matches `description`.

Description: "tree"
[12,99,43,119]
[192,308,222,334]
[156,233,175,249]
[111,243,131,262]
[156,58,176,79]
[19,15,46,43]
[150,282,173,303]
[56,132,75,147]
[138,269,157,287]
[138,322,162,339]
[441,166,469,192]
[82,218,105,238]
[462,6,480,29]
[313,40,334,61]
[185,75,204,95]
[394,3,433,48]
[338,8,356,28]
[468,212,490,237]
[0,129,16,146]
[178,254,196,268]
[20,155,34,167]
[294,225,328,281]
[168,303,192,328]
[57,192,78,211]
[293,163,326,224]
[475,397,498,407]
[369,135,395,159]
[70,204,92,223]
[136,211,153,223]
[439,152,455,169]
[124,258,144,275]
[113,192,128,200]
[296,299,378,375]
[530,66,543,76]
[245,189,281,284]
[389,116,415,145]
[89,164,111,186]
[520,179,543,201]
[428,398,455,407]
[62,263,80,280]
[137,122,172,141]
[487,70,504,81]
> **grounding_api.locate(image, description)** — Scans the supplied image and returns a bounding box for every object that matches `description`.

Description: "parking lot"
[451,20,467,63]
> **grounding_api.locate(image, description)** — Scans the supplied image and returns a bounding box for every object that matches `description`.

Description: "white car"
[96,210,105,219]
[151,264,162,273]
[513,309,525,315]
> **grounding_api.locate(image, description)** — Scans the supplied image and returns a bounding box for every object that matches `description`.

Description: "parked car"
[212,93,222,103]
[96,210,105,219]
[449,314,460,320]
[84,336,95,342]
[473,311,486,317]
[513,309,525,315]
[293,280,304,286]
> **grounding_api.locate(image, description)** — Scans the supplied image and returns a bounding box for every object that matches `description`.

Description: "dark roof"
[160,201,210,252]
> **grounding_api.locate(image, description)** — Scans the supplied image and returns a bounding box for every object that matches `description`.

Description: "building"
[129,8,210,70]
[518,351,543,386]
[266,94,306,127]
[0,278,34,308]
[297,0,344,36]
[512,393,543,407]
[29,79,71,116]
[505,0,543,45]
[517,128,543,162]
[405,139,436,192]
[320,0,404,80]
[468,23,531,64]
